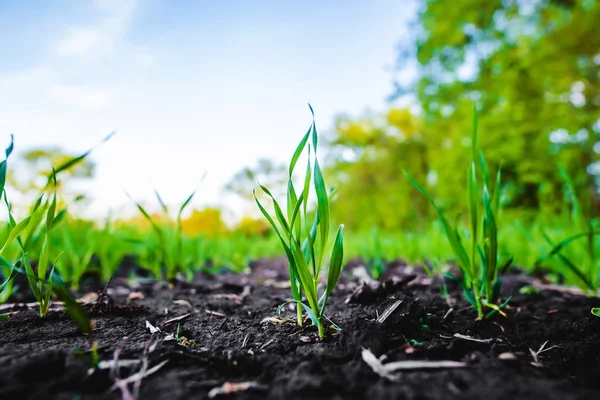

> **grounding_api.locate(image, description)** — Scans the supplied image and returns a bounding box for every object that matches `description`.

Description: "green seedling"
[76,342,100,370]
[0,267,17,320]
[405,106,512,320]
[534,167,600,293]
[58,224,95,290]
[130,190,196,280]
[0,137,60,316]
[0,132,113,297]
[0,135,96,333]
[175,323,196,348]
[0,255,19,303]
[13,173,65,317]
[592,308,600,317]
[0,137,26,301]
[366,227,386,279]
[96,218,130,283]
[255,105,345,338]
[0,234,93,330]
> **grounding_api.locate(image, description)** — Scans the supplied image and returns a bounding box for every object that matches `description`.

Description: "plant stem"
[317,318,325,338]
[297,306,303,327]
[472,280,484,319]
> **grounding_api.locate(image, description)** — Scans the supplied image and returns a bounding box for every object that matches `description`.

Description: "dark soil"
[1,257,600,400]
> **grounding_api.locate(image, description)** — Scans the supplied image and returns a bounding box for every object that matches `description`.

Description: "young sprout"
[404,105,512,320]
[255,105,345,338]
[57,221,96,290]
[95,218,131,283]
[0,137,60,316]
[130,190,196,280]
[0,136,93,331]
[19,174,64,316]
[0,266,17,320]
[534,167,600,293]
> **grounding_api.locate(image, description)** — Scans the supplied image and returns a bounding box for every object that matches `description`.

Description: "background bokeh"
[1,0,598,239]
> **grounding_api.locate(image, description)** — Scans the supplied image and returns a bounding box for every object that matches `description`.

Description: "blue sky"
[0,0,417,221]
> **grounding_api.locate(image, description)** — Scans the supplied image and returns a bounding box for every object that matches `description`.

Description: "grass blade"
[558,166,582,225]
[313,159,330,273]
[482,186,498,299]
[288,190,305,235]
[536,231,600,263]
[0,268,17,293]
[1,217,33,253]
[0,135,14,191]
[493,167,502,216]
[155,190,169,215]
[258,184,291,235]
[287,180,301,240]
[539,231,595,291]
[404,171,472,277]
[320,224,344,316]
[308,103,317,152]
[52,277,93,336]
[467,162,479,277]
[254,190,303,308]
[46,132,115,188]
[289,129,310,177]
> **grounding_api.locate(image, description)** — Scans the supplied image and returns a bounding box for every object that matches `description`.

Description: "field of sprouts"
[1,110,599,400]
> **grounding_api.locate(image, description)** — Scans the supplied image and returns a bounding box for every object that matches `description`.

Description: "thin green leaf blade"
[404,171,472,277]
[0,135,14,192]
[289,129,310,177]
[313,158,330,271]
[321,225,344,316]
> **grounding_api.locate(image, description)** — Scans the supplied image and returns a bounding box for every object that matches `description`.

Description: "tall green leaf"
[320,225,344,316]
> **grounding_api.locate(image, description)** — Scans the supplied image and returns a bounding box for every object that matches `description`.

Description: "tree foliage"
[224,158,287,201]
[6,147,96,213]
[330,0,600,230]
[226,1,600,232]
[397,0,600,215]
[326,108,430,230]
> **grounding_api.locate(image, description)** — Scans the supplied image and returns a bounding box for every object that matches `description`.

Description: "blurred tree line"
[225,0,600,231]
[5,147,94,215]
[10,0,599,236]
[323,0,600,231]
[4,147,270,238]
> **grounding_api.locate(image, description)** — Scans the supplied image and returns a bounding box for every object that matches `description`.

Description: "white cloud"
[51,84,113,110]
[134,50,158,68]
[54,0,138,58]
[55,27,103,56]
[94,0,136,15]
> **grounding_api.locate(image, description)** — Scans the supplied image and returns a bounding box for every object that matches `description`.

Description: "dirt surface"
[1,257,600,400]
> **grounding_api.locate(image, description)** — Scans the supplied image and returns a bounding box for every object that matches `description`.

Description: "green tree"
[7,147,95,210]
[393,0,600,216]
[326,108,430,230]
[224,158,288,202]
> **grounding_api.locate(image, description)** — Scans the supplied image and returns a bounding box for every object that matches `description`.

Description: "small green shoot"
[255,105,345,338]
[175,323,196,348]
[18,172,63,317]
[129,190,196,280]
[96,218,129,283]
[0,135,94,333]
[534,167,600,293]
[75,342,100,370]
[58,223,95,289]
[404,105,511,319]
